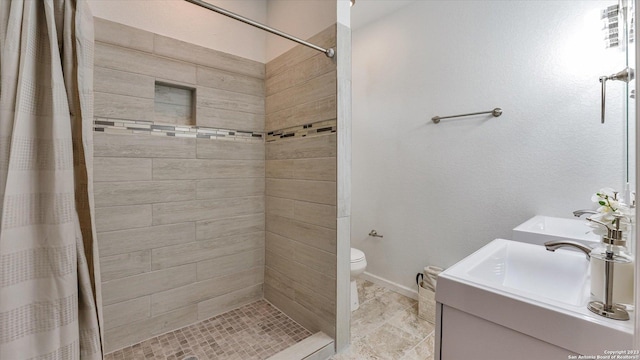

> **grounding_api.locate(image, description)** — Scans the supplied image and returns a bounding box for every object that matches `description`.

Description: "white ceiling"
[350,0,417,30]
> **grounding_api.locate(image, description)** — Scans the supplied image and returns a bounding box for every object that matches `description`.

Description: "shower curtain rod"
[184,0,335,58]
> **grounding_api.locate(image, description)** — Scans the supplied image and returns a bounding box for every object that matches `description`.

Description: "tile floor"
[104,300,312,360]
[331,279,436,360]
[103,281,433,360]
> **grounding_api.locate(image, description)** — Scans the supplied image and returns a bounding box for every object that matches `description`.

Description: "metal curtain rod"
[184,0,335,58]
[431,108,503,124]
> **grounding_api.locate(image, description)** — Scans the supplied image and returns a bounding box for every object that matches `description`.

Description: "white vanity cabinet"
[434,239,634,360]
[436,304,578,360]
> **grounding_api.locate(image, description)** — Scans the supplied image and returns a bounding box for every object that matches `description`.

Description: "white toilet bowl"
[350,248,367,311]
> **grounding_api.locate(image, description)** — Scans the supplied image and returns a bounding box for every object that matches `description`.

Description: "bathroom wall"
[351,0,627,292]
[88,0,338,64]
[87,0,267,63]
[265,0,337,62]
[263,25,338,337]
[92,19,266,352]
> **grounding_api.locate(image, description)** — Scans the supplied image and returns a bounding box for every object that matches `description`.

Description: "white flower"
[599,187,616,197]
[592,188,621,212]
[586,187,635,236]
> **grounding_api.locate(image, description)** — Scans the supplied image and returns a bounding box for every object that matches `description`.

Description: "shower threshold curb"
[266,332,334,360]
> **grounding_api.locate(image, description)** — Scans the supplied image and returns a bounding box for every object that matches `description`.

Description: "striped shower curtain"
[0,1,103,359]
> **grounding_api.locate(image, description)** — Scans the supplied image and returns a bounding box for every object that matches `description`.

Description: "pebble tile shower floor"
[104,300,312,360]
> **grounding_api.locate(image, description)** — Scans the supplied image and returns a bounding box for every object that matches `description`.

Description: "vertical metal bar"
[604,250,615,311]
[600,76,607,124]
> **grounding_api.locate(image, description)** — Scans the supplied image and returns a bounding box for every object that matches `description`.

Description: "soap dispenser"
[587,214,634,320]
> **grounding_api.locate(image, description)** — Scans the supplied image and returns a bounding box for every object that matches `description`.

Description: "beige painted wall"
[265,0,337,62]
[88,0,268,63]
[88,0,337,63]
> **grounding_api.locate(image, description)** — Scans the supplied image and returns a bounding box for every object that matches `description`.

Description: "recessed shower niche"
[154,82,195,126]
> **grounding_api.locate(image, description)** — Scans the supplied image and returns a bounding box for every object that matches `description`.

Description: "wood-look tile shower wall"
[264,25,338,338]
[91,19,266,352]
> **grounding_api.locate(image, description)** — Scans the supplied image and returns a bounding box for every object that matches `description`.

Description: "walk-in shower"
[90,0,345,358]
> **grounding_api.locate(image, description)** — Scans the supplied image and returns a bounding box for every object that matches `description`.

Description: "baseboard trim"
[361,271,419,300]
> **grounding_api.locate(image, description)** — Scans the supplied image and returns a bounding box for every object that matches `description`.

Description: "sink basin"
[436,239,633,355]
[512,215,600,247]
[465,239,589,306]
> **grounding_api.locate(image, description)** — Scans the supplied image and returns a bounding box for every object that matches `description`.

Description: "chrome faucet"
[544,240,591,260]
[573,209,598,217]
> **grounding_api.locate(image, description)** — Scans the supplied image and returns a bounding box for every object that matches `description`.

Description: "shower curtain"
[0,0,103,359]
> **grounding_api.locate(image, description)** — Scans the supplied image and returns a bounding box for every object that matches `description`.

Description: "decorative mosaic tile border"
[266,119,337,142]
[93,118,338,143]
[93,118,264,142]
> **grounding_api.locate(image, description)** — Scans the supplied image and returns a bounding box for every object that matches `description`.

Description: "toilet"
[350,248,367,311]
